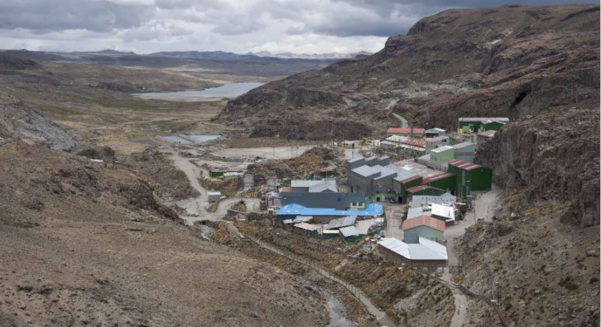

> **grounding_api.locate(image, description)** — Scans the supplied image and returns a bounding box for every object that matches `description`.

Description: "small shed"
[402,215,446,244]
[208,191,221,203]
[339,226,360,243]
[293,223,321,237]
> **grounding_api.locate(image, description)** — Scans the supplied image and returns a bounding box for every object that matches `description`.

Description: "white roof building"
[378,237,448,261]
[431,203,455,222]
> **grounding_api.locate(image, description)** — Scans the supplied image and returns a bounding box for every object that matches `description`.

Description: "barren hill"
[0,142,329,326]
[216,4,599,140]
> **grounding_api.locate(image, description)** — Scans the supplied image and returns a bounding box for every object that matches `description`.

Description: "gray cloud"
[0,0,596,54]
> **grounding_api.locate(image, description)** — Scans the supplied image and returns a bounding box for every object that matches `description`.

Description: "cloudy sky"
[0,0,595,54]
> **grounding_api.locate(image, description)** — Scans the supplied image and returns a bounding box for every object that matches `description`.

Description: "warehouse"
[425,135,450,154]
[458,117,509,134]
[447,159,493,199]
[477,130,496,145]
[378,237,448,270]
[452,142,477,162]
[399,138,427,157]
[276,203,383,223]
[424,128,446,138]
[387,127,425,138]
[402,215,446,244]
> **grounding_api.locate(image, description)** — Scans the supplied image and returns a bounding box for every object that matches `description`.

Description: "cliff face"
[216,4,599,139]
[476,107,600,227]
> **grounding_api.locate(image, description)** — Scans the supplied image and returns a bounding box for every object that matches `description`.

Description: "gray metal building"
[280,191,366,210]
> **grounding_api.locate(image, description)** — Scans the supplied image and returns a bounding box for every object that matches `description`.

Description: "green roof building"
[447,159,493,199]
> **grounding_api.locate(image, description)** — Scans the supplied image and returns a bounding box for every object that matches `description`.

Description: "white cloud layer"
[0,0,595,54]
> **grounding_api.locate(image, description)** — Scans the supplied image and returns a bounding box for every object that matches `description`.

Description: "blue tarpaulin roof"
[277,203,383,217]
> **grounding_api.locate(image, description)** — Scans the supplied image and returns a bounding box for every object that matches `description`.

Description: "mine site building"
[387,127,425,138]
[447,159,493,199]
[410,192,456,207]
[281,180,366,210]
[425,135,450,154]
[424,128,446,138]
[458,117,509,134]
[477,130,496,145]
[378,237,448,270]
[276,203,383,224]
[452,142,477,163]
[399,138,427,157]
[402,215,446,244]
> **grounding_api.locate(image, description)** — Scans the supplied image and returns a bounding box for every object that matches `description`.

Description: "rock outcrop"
[476,107,600,227]
[0,92,78,151]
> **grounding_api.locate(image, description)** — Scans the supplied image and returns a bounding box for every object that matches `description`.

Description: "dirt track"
[170,150,260,223]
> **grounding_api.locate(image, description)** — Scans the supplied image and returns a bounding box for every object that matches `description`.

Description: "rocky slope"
[0,92,77,151]
[476,107,600,227]
[0,142,329,326]
[216,4,599,139]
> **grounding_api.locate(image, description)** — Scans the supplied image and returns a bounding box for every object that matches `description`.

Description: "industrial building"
[410,193,456,207]
[402,215,446,244]
[378,237,448,270]
[276,203,383,223]
[447,159,493,199]
[399,138,427,157]
[458,117,509,134]
[424,128,446,138]
[387,127,425,138]
[425,135,450,154]
[452,142,477,162]
[477,130,496,145]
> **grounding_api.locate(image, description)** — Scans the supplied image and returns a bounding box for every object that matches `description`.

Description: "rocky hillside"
[476,107,599,227]
[0,92,77,151]
[0,142,329,326]
[216,4,599,139]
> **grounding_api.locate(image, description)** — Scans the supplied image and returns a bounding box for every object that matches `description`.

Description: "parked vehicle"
[476,217,485,223]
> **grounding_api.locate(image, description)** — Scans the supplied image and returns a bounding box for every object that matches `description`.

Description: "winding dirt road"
[170,151,260,224]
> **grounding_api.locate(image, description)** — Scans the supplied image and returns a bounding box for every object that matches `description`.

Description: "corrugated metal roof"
[294,223,321,231]
[425,128,446,133]
[340,226,360,237]
[422,172,454,184]
[458,117,509,123]
[452,142,476,149]
[277,203,384,217]
[426,135,449,143]
[448,159,482,171]
[352,165,381,178]
[323,216,357,229]
[378,238,410,258]
[407,207,432,219]
[400,175,422,184]
[430,145,454,153]
[406,185,429,193]
[402,215,446,232]
[379,237,448,261]
[292,216,313,223]
[477,130,497,137]
[402,138,427,148]
[291,180,323,188]
[388,127,425,134]
[431,203,455,221]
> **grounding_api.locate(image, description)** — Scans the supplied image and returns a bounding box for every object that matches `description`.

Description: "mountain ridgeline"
[216,4,599,139]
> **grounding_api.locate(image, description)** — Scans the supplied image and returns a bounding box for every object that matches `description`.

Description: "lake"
[162,134,222,144]
[133,82,264,101]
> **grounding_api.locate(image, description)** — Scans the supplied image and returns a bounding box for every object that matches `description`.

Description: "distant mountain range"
[147,50,371,60]
[250,51,372,60]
